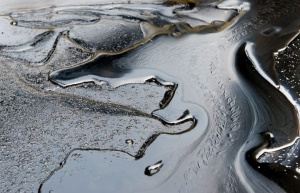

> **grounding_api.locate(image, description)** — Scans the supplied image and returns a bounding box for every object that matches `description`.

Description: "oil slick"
[1,0,300,192]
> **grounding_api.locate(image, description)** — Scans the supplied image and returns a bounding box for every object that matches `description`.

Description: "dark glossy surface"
[0,0,300,192]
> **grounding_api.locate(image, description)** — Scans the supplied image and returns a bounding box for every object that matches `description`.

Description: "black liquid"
[0,0,300,192]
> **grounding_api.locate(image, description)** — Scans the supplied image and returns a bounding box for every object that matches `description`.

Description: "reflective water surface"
[0,0,300,192]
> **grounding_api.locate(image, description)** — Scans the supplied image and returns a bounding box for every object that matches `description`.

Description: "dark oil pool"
[0,0,300,192]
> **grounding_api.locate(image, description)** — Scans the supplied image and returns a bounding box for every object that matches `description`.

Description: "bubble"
[10,21,18,26]
[125,139,134,145]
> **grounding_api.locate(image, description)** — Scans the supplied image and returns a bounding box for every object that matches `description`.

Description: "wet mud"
[0,0,300,192]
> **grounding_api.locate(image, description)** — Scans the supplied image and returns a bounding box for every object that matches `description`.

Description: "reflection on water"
[0,0,300,192]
